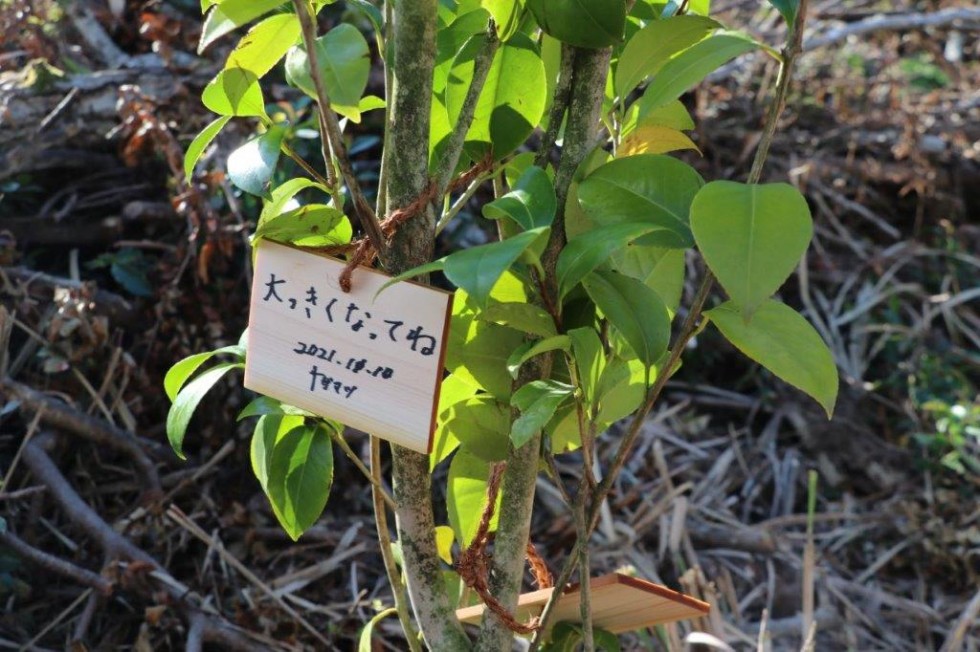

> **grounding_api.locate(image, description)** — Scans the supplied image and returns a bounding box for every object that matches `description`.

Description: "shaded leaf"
[511,380,573,448]
[507,335,571,378]
[285,24,371,120]
[582,271,670,367]
[483,166,556,231]
[442,397,511,461]
[250,414,305,490]
[443,227,549,307]
[568,327,604,409]
[556,221,659,299]
[227,126,286,197]
[447,449,500,546]
[479,302,556,338]
[577,155,703,248]
[358,608,398,652]
[527,0,626,49]
[167,362,242,458]
[446,290,526,399]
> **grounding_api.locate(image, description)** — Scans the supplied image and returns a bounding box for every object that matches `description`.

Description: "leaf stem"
[328,429,395,510]
[291,0,385,253]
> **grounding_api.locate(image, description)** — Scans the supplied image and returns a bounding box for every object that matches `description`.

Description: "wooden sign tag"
[244,241,452,453]
[456,573,709,635]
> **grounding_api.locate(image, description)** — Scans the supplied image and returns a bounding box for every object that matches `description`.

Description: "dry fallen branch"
[0,528,113,595]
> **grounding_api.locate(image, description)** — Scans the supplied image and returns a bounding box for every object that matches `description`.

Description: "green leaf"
[614,15,718,99]
[358,608,399,652]
[199,0,284,53]
[582,271,670,367]
[595,357,647,426]
[641,31,759,111]
[527,0,626,49]
[432,375,479,470]
[690,181,812,318]
[568,327,604,410]
[167,362,242,458]
[434,8,491,96]
[184,115,231,178]
[285,24,371,120]
[165,345,245,402]
[202,67,266,117]
[482,0,524,41]
[443,227,549,307]
[267,423,334,540]
[577,155,703,248]
[238,396,314,421]
[611,244,685,314]
[227,126,286,197]
[442,397,511,461]
[447,291,527,399]
[479,302,556,338]
[225,13,300,79]
[507,335,570,378]
[258,178,331,226]
[706,300,838,417]
[254,204,352,247]
[511,380,573,448]
[483,166,556,231]
[767,0,798,25]
[447,449,500,546]
[556,222,659,299]
[251,414,305,489]
[446,32,546,159]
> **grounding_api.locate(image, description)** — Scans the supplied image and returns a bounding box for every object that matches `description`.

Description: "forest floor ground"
[0,1,977,650]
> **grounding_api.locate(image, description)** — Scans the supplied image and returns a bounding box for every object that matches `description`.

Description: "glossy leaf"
[619,126,700,157]
[266,423,334,540]
[202,67,266,117]
[611,245,685,313]
[285,24,371,120]
[511,380,574,448]
[167,362,242,458]
[199,0,283,53]
[184,115,231,178]
[483,166,556,231]
[442,397,511,462]
[582,271,670,367]
[479,302,556,338]
[642,31,759,110]
[614,15,718,98]
[768,0,798,24]
[482,0,523,41]
[238,396,313,421]
[527,0,626,49]
[258,178,330,227]
[250,414,305,489]
[446,32,546,158]
[568,327,605,410]
[224,13,300,79]
[254,204,352,247]
[707,300,838,417]
[447,289,526,399]
[227,126,285,197]
[164,344,244,402]
[577,154,703,248]
[447,449,500,546]
[556,222,659,299]
[690,181,812,317]
[443,227,549,307]
[507,335,571,378]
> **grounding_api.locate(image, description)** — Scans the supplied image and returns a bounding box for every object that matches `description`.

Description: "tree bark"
[383,2,472,649]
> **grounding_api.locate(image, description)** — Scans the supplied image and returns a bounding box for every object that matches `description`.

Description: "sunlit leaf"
[184,115,231,178]
[447,449,500,546]
[199,0,284,53]
[224,13,300,79]
[285,24,371,120]
[202,67,266,117]
[266,423,334,540]
[167,362,242,459]
[619,126,700,157]
[483,166,556,231]
[614,15,718,98]
[510,380,573,448]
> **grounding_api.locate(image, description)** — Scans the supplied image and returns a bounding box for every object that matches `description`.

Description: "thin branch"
[534,43,576,169]
[0,529,113,595]
[432,27,500,200]
[370,436,422,652]
[330,430,395,509]
[2,378,160,492]
[291,0,385,253]
[281,142,333,190]
[532,3,812,645]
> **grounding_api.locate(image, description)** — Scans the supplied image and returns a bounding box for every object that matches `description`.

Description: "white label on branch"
[245,240,452,453]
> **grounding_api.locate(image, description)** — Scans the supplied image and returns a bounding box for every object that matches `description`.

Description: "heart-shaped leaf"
[690,180,812,318]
